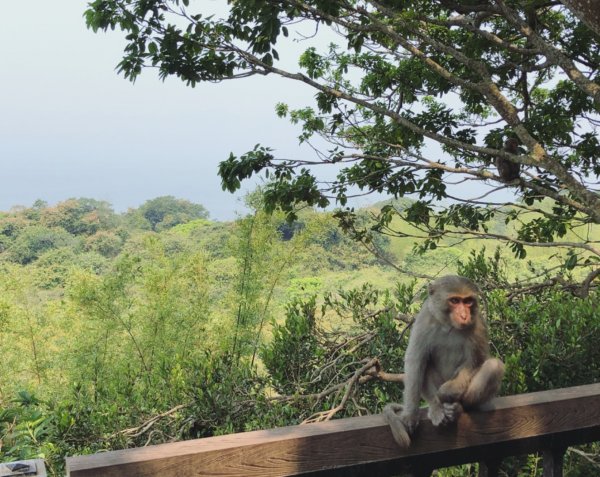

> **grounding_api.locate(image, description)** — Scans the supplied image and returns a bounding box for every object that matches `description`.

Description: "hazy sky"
[0,2,321,220]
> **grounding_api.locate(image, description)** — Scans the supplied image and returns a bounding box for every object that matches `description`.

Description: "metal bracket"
[0,459,47,477]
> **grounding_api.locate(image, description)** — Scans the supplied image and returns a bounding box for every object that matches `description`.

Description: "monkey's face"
[428,275,480,329]
[447,295,476,329]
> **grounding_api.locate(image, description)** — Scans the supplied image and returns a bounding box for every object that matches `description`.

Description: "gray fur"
[384,275,504,448]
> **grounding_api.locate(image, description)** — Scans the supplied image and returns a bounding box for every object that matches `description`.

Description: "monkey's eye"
[449,297,461,305]
[462,297,475,306]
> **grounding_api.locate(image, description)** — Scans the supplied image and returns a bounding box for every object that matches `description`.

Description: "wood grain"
[66,383,600,477]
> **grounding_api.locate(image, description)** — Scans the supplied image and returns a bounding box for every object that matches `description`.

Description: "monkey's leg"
[436,368,475,423]
[437,367,473,403]
[462,358,505,409]
[423,371,451,426]
[400,343,430,432]
[426,397,446,426]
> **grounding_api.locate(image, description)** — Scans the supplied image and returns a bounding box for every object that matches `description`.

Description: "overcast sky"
[0,2,322,220]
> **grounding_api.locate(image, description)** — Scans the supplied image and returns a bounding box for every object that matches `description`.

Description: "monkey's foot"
[427,405,447,426]
[442,402,463,423]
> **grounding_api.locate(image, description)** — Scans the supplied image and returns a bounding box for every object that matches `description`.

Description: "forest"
[0,195,597,476]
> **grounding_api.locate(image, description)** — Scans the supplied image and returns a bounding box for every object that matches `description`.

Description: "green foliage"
[32,249,79,289]
[67,243,214,407]
[169,218,212,235]
[84,231,123,258]
[6,226,76,265]
[261,281,417,424]
[41,198,117,236]
[286,277,323,300]
[0,357,270,474]
[291,210,387,272]
[491,289,600,394]
[0,392,58,464]
[135,196,209,231]
[225,198,320,364]
[0,193,598,476]
[457,248,600,393]
[457,247,510,289]
[227,209,278,362]
[0,215,31,247]
[261,296,319,395]
[84,0,600,285]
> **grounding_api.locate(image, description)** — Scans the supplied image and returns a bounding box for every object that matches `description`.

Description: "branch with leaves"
[86,0,600,285]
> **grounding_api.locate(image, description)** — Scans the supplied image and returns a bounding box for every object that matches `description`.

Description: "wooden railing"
[66,383,600,477]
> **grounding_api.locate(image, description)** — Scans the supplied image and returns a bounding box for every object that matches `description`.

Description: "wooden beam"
[66,383,600,477]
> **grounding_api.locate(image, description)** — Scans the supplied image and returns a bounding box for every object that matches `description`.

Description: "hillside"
[0,196,597,476]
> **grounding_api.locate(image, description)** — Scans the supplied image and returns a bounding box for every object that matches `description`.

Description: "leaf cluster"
[85,0,600,285]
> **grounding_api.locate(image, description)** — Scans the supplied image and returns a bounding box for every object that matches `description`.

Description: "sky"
[0,2,322,220]
[0,2,516,222]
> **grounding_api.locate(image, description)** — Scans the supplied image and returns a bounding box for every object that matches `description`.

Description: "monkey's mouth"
[456,319,473,329]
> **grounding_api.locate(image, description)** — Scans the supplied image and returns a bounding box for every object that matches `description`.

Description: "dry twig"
[109,404,188,440]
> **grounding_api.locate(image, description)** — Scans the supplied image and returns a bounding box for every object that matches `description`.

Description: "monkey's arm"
[402,355,426,413]
[400,332,429,430]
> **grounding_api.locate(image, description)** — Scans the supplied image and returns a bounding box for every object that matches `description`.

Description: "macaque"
[384,275,504,448]
[495,137,521,183]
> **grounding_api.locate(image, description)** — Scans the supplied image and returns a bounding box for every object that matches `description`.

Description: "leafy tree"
[6,226,77,264]
[84,230,123,258]
[0,215,31,252]
[33,248,79,289]
[226,195,298,364]
[23,200,49,221]
[41,198,117,236]
[135,196,209,231]
[86,0,600,291]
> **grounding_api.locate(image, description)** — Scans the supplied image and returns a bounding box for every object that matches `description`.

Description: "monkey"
[495,137,521,183]
[384,275,504,448]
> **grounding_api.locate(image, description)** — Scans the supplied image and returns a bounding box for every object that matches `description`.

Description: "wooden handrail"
[66,383,600,477]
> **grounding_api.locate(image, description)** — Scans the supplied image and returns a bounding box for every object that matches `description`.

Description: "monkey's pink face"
[448,295,475,329]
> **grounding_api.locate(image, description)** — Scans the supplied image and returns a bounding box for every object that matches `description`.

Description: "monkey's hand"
[428,400,463,426]
[442,401,463,423]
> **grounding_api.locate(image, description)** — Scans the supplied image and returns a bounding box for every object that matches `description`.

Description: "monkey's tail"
[383,403,411,448]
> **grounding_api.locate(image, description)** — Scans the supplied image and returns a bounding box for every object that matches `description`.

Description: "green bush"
[261,297,319,395]
[84,231,123,258]
[7,226,77,264]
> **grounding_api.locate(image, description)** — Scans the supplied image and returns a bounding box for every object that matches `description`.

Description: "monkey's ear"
[428,282,436,295]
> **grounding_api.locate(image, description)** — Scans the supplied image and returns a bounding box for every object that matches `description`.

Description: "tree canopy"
[86,0,599,290]
[135,195,209,231]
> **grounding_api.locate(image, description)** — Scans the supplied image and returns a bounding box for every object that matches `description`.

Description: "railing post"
[408,468,432,477]
[542,447,566,477]
[478,459,500,477]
